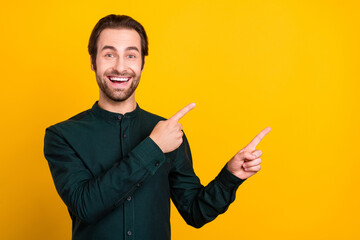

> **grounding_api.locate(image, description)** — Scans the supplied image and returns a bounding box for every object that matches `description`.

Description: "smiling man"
[44,14,270,240]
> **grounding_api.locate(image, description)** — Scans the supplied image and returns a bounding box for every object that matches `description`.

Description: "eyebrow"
[101,45,117,52]
[100,45,140,52]
[125,46,140,52]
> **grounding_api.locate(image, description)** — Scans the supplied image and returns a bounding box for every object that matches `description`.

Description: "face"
[92,28,143,103]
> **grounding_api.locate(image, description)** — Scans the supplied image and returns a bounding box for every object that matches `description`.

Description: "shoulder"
[137,107,167,129]
[45,109,93,136]
[139,108,166,121]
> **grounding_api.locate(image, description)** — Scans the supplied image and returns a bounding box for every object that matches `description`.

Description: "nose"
[114,58,127,73]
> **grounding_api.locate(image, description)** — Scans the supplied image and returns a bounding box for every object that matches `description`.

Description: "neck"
[98,94,137,114]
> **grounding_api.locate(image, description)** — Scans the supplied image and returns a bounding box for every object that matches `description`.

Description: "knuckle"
[246,152,253,159]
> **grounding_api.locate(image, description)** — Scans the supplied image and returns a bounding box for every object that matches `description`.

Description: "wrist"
[149,135,164,153]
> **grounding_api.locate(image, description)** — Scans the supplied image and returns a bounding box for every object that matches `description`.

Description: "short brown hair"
[88,14,148,70]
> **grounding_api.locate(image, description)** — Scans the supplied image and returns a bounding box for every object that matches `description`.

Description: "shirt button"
[155,161,160,167]
[117,115,122,120]
[127,196,132,201]
[127,230,132,236]
[123,134,127,138]
[136,183,140,187]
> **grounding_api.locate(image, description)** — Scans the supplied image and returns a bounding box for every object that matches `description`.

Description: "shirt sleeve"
[44,126,165,224]
[169,134,245,228]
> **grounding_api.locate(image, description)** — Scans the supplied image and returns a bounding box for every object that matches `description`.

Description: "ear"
[90,56,95,71]
[141,60,145,72]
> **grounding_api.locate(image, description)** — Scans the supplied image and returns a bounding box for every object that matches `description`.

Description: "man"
[44,14,270,240]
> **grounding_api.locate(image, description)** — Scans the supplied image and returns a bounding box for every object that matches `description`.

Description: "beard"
[96,69,140,102]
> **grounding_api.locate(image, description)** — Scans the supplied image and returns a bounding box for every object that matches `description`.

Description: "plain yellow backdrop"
[1,0,359,239]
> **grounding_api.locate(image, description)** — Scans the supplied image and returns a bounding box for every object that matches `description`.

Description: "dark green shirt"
[44,102,245,240]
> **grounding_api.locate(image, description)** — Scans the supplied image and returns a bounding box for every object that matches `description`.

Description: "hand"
[150,103,196,153]
[227,127,271,179]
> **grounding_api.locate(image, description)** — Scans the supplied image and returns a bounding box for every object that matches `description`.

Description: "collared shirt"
[44,102,245,240]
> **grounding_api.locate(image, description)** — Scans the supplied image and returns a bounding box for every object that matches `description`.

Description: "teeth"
[110,77,130,82]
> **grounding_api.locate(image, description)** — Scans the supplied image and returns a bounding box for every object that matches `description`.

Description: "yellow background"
[1,0,359,239]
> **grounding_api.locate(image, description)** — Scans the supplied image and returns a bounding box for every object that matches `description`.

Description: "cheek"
[96,60,112,74]
[129,60,143,73]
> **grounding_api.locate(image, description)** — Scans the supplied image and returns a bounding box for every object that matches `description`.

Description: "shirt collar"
[91,101,141,120]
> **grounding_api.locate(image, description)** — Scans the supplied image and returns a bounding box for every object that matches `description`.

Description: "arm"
[169,135,245,228]
[148,103,270,227]
[44,126,165,224]
[169,127,271,227]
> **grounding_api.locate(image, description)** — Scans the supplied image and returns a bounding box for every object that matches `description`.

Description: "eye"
[105,53,114,58]
[128,55,136,59]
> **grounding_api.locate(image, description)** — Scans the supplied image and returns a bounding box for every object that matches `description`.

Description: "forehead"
[97,28,141,51]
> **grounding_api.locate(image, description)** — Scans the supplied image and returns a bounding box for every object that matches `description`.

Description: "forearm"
[172,164,245,228]
[169,134,245,228]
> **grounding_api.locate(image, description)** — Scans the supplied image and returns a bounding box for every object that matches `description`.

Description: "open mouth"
[108,76,131,83]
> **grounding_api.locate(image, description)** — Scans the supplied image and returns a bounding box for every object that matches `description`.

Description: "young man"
[44,14,270,240]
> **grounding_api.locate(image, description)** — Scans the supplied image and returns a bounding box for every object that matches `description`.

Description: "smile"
[108,76,131,82]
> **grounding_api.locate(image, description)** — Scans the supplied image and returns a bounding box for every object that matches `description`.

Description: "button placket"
[124,192,135,240]
[121,115,134,240]
[120,117,130,154]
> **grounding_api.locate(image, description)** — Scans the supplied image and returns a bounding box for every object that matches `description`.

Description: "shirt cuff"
[215,165,246,192]
[131,136,166,175]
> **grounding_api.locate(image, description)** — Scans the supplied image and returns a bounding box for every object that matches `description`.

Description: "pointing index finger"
[245,127,271,150]
[168,103,196,122]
